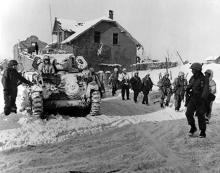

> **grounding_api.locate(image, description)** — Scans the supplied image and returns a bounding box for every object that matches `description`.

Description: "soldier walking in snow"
[130,71,142,103]
[1,60,33,116]
[173,71,187,111]
[141,73,153,105]
[185,63,209,138]
[158,72,172,108]
[204,69,216,124]
[109,68,119,96]
[118,68,130,100]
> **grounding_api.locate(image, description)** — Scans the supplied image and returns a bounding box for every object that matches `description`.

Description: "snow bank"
[0,106,186,151]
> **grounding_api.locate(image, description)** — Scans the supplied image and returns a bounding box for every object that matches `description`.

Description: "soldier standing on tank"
[173,71,188,111]
[38,55,55,74]
[185,63,209,138]
[1,60,33,116]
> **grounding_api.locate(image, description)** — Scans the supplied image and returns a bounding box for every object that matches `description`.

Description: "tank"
[21,54,101,118]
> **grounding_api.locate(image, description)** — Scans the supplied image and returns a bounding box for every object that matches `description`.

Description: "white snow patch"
[0,106,185,151]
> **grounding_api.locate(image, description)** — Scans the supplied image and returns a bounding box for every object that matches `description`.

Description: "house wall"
[64,21,137,71]
[215,57,220,64]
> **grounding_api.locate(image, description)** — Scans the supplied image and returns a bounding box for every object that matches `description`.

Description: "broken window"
[94,31,101,43]
[113,33,118,45]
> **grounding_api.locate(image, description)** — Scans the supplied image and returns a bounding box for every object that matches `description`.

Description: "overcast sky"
[1,0,220,62]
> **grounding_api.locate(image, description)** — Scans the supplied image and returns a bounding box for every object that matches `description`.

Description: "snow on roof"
[60,16,141,46]
[205,56,219,61]
[56,18,79,32]
[61,16,112,44]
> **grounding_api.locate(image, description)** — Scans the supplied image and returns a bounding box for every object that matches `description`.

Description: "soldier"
[158,72,172,108]
[118,68,130,100]
[1,60,33,115]
[38,55,55,74]
[204,69,216,124]
[109,68,119,96]
[142,73,153,105]
[173,71,188,111]
[185,63,209,138]
[130,71,142,103]
[87,67,105,98]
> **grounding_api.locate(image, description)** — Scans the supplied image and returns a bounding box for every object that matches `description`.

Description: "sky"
[1,0,220,62]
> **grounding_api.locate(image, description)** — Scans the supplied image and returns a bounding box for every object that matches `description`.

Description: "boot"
[189,125,197,136]
[199,130,206,138]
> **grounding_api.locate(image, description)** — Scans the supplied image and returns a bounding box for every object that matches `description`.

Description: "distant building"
[205,56,220,64]
[51,10,142,70]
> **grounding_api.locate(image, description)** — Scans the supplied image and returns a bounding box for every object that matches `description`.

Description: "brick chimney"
[109,10,113,20]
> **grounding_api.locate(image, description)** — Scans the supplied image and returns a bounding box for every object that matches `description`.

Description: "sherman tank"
[21,53,102,118]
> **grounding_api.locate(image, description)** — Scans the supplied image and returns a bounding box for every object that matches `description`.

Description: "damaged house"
[52,10,142,70]
[13,35,47,71]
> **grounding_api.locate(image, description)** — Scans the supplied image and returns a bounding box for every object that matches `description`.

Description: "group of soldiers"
[108,63,216,138]
[109,68,153,105]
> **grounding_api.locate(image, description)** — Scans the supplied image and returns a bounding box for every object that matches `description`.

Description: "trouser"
[121,85,129,100]
[206,101,214,120]
[4,92,17,115]
[133,90,139,102]
[112,85,117,96]
[185,98,207,131]
[160,90,171,105]
[142,91,149,104]
[174,94,183,110]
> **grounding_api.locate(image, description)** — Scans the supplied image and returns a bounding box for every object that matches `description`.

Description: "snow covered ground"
[0,63,219,151]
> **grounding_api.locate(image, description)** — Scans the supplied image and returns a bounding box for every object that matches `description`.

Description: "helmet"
[43,55,50,61]
[114,68,118,72]
[190,63,202,71]
[134,71,138,75]
[164,72,169,76]
[178,71,185,77]
[205,69,212,75]
[89,67,95,73]
[8,60,18,67]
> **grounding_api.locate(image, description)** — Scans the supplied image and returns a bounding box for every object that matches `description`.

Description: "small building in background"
[205,56,220,64]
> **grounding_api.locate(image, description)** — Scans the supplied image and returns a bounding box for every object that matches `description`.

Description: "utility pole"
[176,50,184,65]
[165,57,168,73]
[49,2,53,44]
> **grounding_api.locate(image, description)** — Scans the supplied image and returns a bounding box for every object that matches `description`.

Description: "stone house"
[52,10,142,71]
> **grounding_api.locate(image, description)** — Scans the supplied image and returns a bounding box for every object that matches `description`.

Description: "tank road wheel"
[31,86,44,118]
[89,90,101,116]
